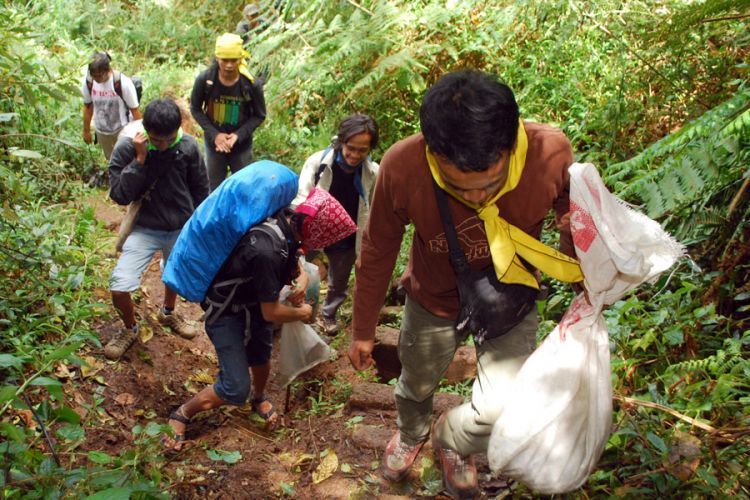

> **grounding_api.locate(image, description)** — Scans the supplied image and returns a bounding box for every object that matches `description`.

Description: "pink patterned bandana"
[294,188,357,250]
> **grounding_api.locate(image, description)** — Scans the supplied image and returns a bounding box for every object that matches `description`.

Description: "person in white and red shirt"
[81,51,141,160]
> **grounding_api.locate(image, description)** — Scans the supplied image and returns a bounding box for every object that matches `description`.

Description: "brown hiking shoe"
[158,310,198,339]
[319,316,339,335]
[432,415,478,499]
[382,431,426,482]
[104,325,139,360]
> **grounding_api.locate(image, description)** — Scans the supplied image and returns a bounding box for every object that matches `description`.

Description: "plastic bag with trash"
[277,258,334,387]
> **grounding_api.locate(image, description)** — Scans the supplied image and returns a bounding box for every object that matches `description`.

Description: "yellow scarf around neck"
[426,120,583,289]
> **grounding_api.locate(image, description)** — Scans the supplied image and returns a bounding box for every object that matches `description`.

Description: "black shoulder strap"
[112,71,125,103]
[203,217,288,324]
[203,65,219,105]
[314,146,334,185]
[240,72,255,101]
[250,218,286,246]
[432,180,470,274]
[85,71,125,106]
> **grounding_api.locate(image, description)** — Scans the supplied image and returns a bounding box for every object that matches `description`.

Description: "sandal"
[162,405,190,451]
[251,395,277,423]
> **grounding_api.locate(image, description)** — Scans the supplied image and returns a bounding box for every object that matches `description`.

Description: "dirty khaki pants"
[395,295,537,457]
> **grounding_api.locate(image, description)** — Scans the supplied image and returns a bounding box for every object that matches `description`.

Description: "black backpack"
[86,70,143,108]
[202,218,292,324]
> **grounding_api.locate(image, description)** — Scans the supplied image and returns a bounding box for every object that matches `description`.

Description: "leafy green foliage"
[1,0,749,497]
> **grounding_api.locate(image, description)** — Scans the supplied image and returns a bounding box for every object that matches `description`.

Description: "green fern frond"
[692,208,727,227]
[606,90,750,183]
[667,0,750,35]
[609,90,750,218]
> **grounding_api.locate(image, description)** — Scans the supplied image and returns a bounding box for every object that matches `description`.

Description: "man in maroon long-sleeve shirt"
[348,70,581,498]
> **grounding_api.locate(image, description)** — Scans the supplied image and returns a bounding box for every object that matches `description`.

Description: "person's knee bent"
[110,268,141,293]
[214,370,251,405]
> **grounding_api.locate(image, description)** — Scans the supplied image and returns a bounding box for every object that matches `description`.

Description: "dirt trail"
[81,191,501,499]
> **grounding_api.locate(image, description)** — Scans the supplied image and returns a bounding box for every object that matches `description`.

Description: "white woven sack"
[487,163,683,493]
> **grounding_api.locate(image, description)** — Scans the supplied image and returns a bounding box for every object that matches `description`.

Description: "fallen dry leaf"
[139,324,154,343]
[16,409,35,429]
[665,431,702,481]
[292,453,316,467]
[73,406,88,419]
[54,362,74,380]
[189,369,215,385]
[114,392,136,406]
[80,356,103,378]
[312,449,338,484]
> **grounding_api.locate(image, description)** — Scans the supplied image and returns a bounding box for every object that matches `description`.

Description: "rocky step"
[347,382,464,414]
[371,325,477,384]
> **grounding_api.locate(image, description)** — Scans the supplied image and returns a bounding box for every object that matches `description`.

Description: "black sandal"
[251,395,277,423]
[162,406,190,450]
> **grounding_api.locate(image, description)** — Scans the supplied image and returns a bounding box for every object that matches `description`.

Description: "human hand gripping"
[348,339,374,371]
[298,302,314,324]
[133,131,148,165]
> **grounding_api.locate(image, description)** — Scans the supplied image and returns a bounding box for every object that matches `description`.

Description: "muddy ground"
[70,191,511,499]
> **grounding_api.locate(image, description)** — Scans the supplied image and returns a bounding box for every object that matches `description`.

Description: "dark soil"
[74,192,503,499]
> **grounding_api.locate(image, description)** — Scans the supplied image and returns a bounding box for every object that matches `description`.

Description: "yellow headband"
[215,33,245,59]
[214,33,255,83]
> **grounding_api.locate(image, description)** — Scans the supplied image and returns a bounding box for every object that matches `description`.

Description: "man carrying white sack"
[347,69,585,498]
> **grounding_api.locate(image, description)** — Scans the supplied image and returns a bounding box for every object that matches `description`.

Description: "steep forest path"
[83,190,503,499]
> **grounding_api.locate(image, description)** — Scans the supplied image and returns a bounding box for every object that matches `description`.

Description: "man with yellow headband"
[190,33,266,191]
[348,70,583,498]
[107,99,209,360]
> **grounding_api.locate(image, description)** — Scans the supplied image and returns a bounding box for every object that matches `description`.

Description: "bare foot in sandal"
[163,405,190,451]
[251,395,278,427]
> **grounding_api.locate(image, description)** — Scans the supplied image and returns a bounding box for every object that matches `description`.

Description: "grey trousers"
[96,130,121,161]
[321,247,356,321]
[395,295,537,456]
[204,138,253,192]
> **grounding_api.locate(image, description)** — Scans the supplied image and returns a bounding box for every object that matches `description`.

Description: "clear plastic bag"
[277,259,333,387]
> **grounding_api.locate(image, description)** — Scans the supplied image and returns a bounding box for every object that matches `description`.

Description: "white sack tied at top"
[486,162,684,494]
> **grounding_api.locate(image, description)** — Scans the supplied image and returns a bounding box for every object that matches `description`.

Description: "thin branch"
[702,14,750,23]
[0,243,43,263]
[0,133,82,151]
[345,0,373,16]
[583,13,711,110]
[614,395,716,432]
[727,167,750,216]
[231,420,274,443]
[21,394,61,467]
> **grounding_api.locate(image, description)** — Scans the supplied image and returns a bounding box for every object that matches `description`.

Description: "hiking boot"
[319,316,339,335]
[382,431,426,482]
[158,310,198,339]
[432,417,478,499]
[104,325,139,360]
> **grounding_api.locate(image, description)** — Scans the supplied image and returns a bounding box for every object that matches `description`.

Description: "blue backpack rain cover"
[163,160,298,302]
